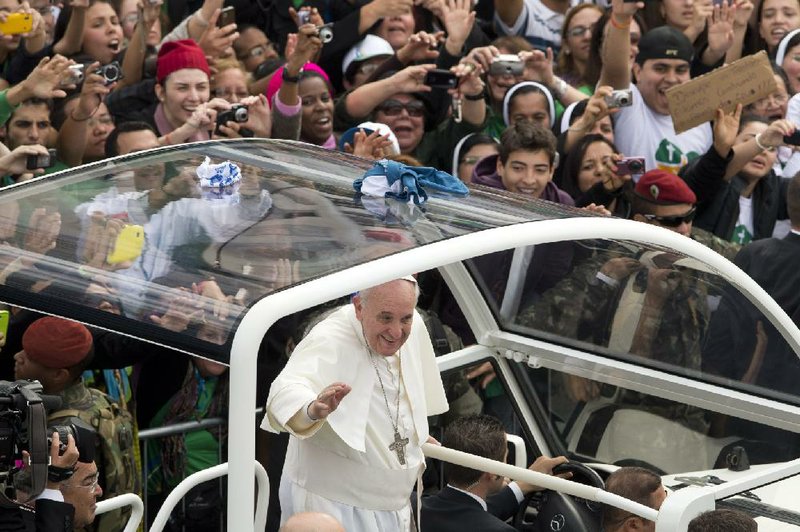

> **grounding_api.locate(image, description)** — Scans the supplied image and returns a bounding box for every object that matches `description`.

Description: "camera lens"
[629,160,643,172]
[319,27,333,44]
[234,107,248,122]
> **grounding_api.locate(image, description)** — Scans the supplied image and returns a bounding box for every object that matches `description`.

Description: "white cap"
[342,35,394,77]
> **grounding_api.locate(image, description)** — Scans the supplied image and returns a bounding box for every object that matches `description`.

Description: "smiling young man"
[599,0,715,175]
[472,120,574,206]
[263,277,448,531]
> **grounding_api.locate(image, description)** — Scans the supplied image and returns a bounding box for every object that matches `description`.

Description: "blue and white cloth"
[353,159,469,205]
[196,157,242,189]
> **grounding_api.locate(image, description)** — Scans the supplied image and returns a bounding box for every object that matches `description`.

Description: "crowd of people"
[1,0,800,529]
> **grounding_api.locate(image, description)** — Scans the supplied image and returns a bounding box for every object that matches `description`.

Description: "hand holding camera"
[0,144,53,176]
[214,103,249,136]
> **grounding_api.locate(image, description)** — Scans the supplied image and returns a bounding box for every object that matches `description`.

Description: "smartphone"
[0,310,9,341]
[217,6,235,28]
[424,69,458,89]
[784,131,800,145]
[0,12,33,35]
[107,224,145,265]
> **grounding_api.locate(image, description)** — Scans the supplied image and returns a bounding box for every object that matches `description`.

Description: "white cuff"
[508,481,524,503]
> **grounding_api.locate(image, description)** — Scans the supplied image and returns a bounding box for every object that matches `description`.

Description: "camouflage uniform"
[517,228,740,432]
[49,379,138,532]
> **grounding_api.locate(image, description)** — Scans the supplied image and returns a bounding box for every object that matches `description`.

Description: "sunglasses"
[376,100,426,118]
[238,42,275,60]
[642,207,696,227]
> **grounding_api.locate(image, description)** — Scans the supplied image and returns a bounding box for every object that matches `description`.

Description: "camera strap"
[25,401,49,498]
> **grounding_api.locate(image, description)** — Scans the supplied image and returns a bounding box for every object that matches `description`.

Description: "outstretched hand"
[307,382,352,420]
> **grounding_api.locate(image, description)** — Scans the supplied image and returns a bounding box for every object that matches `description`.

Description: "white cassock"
[262,304,449,531]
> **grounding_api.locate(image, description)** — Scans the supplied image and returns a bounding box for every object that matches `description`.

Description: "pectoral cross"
[389,430,409,465]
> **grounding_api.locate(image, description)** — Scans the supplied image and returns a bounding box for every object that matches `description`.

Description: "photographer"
[1,430,78,532]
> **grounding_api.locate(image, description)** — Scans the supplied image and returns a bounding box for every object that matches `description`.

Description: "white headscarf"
[502,81,556,128]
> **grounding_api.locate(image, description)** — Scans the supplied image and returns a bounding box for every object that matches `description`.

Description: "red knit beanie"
[156,39,211,84]
[22,317,93,369]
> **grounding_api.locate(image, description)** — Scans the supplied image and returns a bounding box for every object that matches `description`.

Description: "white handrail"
[506,434,527,469]
[95,493,144,532]
[422,443,660,522]
[149,461,269,532]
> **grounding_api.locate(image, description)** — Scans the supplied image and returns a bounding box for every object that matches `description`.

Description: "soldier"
[14,317,137,532]
[519,171,739,431]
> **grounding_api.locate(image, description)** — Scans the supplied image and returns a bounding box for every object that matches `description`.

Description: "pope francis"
[263,277,449,530]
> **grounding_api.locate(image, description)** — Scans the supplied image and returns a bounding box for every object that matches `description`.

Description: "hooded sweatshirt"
[471,154,575,207]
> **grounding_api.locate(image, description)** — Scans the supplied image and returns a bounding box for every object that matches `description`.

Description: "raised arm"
[344,63,435,118]
[116,0,162,91]
[53,0,88,56]
[598,0,643,89]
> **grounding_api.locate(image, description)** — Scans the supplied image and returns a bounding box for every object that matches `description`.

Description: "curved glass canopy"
[1,138,798,413]
[0,139,578,362]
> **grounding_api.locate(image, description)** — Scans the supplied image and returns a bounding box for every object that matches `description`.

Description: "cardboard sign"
[666,51,777,134]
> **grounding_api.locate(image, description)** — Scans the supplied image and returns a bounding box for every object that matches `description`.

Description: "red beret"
[634,170,697,205]
[22,317,92,369]
[156,39,211,84]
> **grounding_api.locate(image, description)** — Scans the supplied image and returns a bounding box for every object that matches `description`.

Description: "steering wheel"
[513,461,605,532]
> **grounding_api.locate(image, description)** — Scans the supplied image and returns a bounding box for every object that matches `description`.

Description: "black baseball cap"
[635,26,694,65]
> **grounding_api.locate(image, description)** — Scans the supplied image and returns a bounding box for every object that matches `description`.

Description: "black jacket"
[680,146,787,241]
[420,485,520,532]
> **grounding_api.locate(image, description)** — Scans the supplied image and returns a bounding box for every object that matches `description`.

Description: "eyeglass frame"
[62,472,100,492]
[566,25,592,38]
[237,42,275,60]
[375,99,426,118]
[642,206,696,228]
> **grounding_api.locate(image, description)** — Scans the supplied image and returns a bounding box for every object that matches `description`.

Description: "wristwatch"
[282,67,302,83]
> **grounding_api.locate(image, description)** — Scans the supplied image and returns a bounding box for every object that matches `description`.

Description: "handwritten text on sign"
[665,51,776,134]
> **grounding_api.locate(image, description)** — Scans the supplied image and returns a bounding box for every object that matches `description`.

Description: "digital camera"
[605,89,633,109]
[318,23,334,44]
[489,54,523,77]
[616,157,646,176]
[63,64,85,85]
[94,61,123,85]
[26,148,57,170]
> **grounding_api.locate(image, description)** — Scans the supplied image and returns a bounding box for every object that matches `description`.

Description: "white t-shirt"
[732,195,754,245]
[612,85,713,175]
[494,0,579,52]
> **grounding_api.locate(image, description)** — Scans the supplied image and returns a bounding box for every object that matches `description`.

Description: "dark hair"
[54,0,117,53]
[298,70,334,97]
[6,97,53,126]
[737,113,769,133]
[105,121,158,157]
[584,9,648,87]
[754,0,800,54]
[443,415,507,487]
[603,467,663,530]
[772,61,792,95]
[499,121,558,165]
[456,134,499,165]
[688,509,757,532]
[788,170,800,226]
[779,30,800,67]
[561,134,619,199]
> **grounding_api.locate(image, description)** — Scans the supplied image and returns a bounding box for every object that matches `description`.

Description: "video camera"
[0,380,63,503]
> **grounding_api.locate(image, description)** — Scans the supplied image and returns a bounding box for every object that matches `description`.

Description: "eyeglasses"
[642,207,696,227]
[750,92,788,109]
[238,43,275,60]
[121,13,139,26]
[213,88,250,100]
[376,99,425,118]
[567,25,592,38]
[460,156,482,165]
